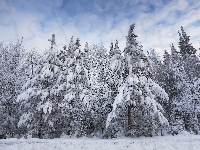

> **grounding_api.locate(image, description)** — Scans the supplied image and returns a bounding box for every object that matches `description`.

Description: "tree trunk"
[38,110,43,139]
[128,105,131,130]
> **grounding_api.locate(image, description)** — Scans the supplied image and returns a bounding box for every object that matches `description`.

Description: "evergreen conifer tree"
[106,24,169,137]
[58,37,91,137]
[17,48,62,138]
[0,40,26,138]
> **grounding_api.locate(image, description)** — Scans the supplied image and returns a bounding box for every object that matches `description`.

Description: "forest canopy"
[0,24,200,139]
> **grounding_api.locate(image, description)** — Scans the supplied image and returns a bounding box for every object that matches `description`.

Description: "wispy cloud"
[0,0,200,56]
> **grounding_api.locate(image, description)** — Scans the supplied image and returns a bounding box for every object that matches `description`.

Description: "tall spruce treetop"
[82,42,91,74]
[163,50,170,66]
[109,40,121,58]
[57,45,68,64]
[109,40,122,73]
[109,42,114,57]
[125,23,138,53]
[114,40,121,53]
[170,43,181,64]
[178,26,196,57]
[84,42,89,53]
[178,27,199,80]
[68,36,76,58]
[171,43,178,56]
[123,24,150,79]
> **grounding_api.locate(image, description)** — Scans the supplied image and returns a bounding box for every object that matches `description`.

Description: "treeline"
[0,24,199,139]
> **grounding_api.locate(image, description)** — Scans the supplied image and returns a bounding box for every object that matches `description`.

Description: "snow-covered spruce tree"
[161,44,198,134]
[160,46,178,122]
[58,37,91,137]
[106,24,169,138]
[166,44,187,133]
[108,40,123,105]
[80,42,96,134]
[88,43,113,137]
[171,43,199,134]
[17,47,63,138]
[0,40,27,138]
[178,26,199,80]
[81,42,93,104]
[147,49,170,122]
[178,26,196,57]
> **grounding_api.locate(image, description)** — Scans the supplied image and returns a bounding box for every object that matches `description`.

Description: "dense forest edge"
[0,23,200,139]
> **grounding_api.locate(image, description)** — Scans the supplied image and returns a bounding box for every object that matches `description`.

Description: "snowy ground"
[1,134,200,150]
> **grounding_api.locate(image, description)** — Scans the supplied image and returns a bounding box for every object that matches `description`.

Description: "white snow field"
[1,134,200,150]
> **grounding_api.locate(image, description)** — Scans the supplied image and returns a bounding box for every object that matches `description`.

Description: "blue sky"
[0,0,200,56]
